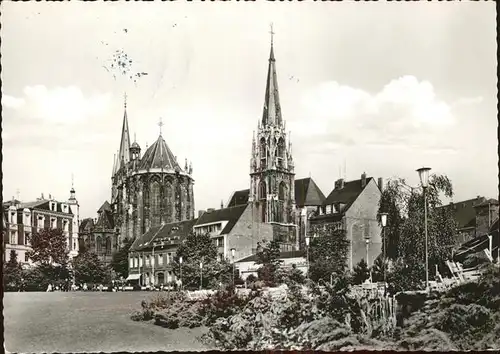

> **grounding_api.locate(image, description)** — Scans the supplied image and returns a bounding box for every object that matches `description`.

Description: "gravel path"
[4,291,210,353]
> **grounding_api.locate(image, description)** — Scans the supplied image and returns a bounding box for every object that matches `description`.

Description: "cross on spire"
[269,22,275,46]
[71,173,74,188]
[124,92,128,109]
[158,117,164,136]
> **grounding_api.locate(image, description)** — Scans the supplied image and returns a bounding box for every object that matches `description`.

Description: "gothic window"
[259,138,266,168]
[277,138,285,168]
[96,236,102,255]
[259,181,266,200]
[175,182,182,221]
[165,181,174,223]
[278,182,287,223]
[105,237,112,255]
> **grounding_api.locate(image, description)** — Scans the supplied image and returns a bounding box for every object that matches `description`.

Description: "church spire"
[261,23,282,127]
[117,93,131,171]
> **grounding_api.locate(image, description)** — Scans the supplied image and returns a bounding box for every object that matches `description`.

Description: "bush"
[155,301,204,329]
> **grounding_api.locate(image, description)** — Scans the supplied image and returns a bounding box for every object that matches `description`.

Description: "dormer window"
[10,212,16,224]
[326,205,332,214]
[50,202,56,211]
[62,204,68,213]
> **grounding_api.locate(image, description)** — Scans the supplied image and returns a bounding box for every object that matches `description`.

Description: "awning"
[126,274,141,281]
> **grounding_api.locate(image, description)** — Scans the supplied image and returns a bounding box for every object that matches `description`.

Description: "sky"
[1,1,498,219]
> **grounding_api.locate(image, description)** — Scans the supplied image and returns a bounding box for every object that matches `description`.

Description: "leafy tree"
[255,240,282,285]
[171,232,232,289]
[387,258,425,294]
[352,258,370,285]
[27,228,69,266]
[308,226,350,283]
[377,174,458,284]
[3,250,23,291]
[110,237,134,279]
[371,255,389,283]
[72,250,110,285]
[275,263,306,286]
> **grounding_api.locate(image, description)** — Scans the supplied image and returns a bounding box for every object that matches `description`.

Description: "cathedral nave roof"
[138,135,183,172]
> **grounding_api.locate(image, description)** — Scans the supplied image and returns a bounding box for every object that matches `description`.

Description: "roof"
[138,135,183,172]
[295,177,326,207]
[439,197,488,230]
[196,205,248,234]
[3,199,21,207]
[6,199,74,215]
[323,177,374,209]
[95,209,115,230]
[261,41,282,127]
[131,218,198,251]
[474,198,499,208]
[227,177,326,208]
[79,218,94,232]
[98,201,112,213]
[237,250,306,263]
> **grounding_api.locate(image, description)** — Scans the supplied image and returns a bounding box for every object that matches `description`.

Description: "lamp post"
[199,260,203,290]
[231,248,236,286]
[365,237,370,267]
[305,235,310,279]
[380,212,388,286]
[179,256,183,291]
[417,166,431,292]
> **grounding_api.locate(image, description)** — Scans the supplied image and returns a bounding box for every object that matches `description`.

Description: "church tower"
[249,26,295,224]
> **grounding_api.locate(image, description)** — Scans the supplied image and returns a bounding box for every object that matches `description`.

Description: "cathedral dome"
[138,135,183,172]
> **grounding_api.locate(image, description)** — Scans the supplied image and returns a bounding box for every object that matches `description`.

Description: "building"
[439,196,499,244]
[227,177,326,250]
[79,201,119,265]
[309,173,383,270]
[236,250,307,281]
[2,193,77,266]
[127,204,275,286]
[110,99,195,243]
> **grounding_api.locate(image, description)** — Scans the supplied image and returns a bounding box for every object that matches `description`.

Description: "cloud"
[2,95,26,109]
[291,75,460,152]
[20,85,112,123]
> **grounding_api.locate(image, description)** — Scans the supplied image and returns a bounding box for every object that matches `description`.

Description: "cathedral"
[110,102,195,243]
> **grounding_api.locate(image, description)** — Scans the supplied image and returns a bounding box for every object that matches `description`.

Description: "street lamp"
[417,166,431,292]
[365,237,370,267]
[231,248,236,286]
[199,260,203,290]
[179,256,183,291]
[380,212,388,286]
[305,235,310,279]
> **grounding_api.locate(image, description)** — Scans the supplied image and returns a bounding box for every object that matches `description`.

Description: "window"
[50,202,56,211]
[10,212,16,224]
[25,253,29,262]
[129,258,134,268]
[51,218,57,229]
[24,212,30,225]
[158,254,164,265]
[217,237,224,247]
[37,216,44,229]
[139,256,143,267]
[73,241,77,250]
[10,231,17,245]
[259,181,266,200]
[145,256,150,267]
[25,232,30,245]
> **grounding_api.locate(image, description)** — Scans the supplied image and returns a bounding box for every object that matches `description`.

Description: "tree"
[110,237,134,279]
[255,240,282,285]
[371,255,388,283]
[3,250,23,291]
[378,174,458,282]
[171,232,232,289]
[275,263,306,286]
[27,228,69,266]
[351,258,370,285]
[308,226,350,283]
[72,250,110,285]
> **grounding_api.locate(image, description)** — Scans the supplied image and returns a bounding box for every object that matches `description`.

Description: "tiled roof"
[79,218,94,232]
[138,135,182,172]
[227,189,250,207]
[295,178,326,207]
[196,205,248,234]
[19,200,47,209]
[3,199,21,207]
[323,177,374,209]
[237,250,306,263]
[95,209,115,230]
[439,197,487,230]
[227,177,326,208]
[98,201,112,213]
[131,218,198,251]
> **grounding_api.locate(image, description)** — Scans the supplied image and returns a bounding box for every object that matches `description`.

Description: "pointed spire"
[117,94,131,171]
[261,23,282,127]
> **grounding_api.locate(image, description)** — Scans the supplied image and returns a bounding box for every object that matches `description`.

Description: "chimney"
[49,194,52,200]
[334,178,344,190]
[41,193,45,200]
[377,177,383,192]
[198,210,205,218]
[361,172,367,188]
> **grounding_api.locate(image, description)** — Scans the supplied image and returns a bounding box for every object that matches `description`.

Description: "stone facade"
[110,105,195,244]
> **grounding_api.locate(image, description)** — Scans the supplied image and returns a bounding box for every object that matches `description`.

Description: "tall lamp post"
[380,212,388,286]
[199,260,204,290]
[231,248,236,286]
[365,237,370,267]
[417,166,431,292]
[179,256,183,291]
[305,235,310,279]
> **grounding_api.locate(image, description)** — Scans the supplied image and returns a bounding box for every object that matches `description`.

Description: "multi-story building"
[439,196,499,244]
[309,173,383,270]
[2,192,77,266]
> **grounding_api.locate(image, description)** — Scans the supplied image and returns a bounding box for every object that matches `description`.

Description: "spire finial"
[269,22,275,46]
[71,173,74,188]
[134,132,137,143]
[158,117,164,136]
[124,92,128,109]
